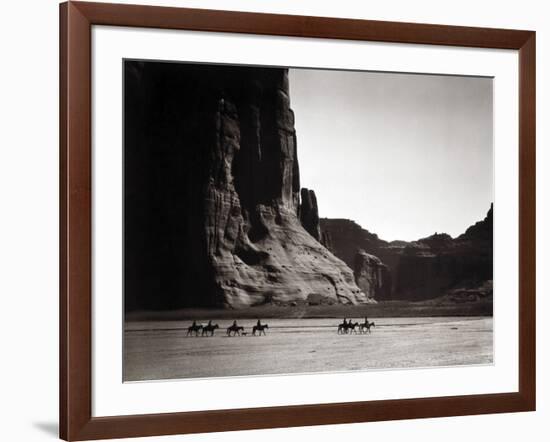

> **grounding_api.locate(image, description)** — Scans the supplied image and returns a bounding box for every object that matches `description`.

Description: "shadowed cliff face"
[299,188,321,241]
[125,61,367,311]
[354,251,391,301]
[321,204,493,301]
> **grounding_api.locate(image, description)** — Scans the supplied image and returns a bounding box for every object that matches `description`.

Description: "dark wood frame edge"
[59,2,536,440]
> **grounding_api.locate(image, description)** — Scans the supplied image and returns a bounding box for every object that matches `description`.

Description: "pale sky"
[289,69,493,242]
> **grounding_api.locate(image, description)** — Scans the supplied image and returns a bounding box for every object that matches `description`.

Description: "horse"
[338,321,359,334]
[337,321,349,334]
[359,321,375,334]
[226,324,244,336]
[201,323,219,336]
[186,323,203,336]
[347,322,360,334]
[252,324,269,336]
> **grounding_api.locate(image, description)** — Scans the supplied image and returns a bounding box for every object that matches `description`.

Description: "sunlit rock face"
[125,62,367,310]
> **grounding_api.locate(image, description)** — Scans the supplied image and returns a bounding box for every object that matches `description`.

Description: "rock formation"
[319,219,388,267]
[458,203,493,241]
[321,204,493,301]
[299,188,321,241]
[124,61,367,311]
[394,206,493,300]
[319,218,405,280]
[353,250,391,301]
[321,230,334,252]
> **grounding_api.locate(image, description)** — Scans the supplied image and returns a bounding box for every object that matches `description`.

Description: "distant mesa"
[320,204,493,302]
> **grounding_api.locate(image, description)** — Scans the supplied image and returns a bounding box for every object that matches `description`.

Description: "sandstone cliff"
[299,188,321,241]
[125,62,367,310]
[319,218,405,282]
[353,250,391,301]
[320,204,493,301]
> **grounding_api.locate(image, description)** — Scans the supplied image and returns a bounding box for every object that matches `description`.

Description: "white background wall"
[0,0,547,441]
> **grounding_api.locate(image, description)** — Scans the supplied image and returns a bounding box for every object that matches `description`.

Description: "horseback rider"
[232,320,237,327]
[257,319,262,328]
[208,320,212,327]
[192,320,197,327]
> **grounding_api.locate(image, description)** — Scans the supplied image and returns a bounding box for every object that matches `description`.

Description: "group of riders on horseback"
[338,317,375,334]
[187,319,269,337]
[187,317,375,336]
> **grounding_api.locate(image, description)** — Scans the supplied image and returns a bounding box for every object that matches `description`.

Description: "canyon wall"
[124,61,368,311]
[321,204,493,301]
[353,251,392,301]
[124,60,491,309]
[299,188,321,241]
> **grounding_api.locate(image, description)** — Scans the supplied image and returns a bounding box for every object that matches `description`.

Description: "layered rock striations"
[125,62,367,311]
[320,205,493,301]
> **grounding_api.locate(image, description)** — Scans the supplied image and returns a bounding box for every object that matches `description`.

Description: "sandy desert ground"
[124,317,493,381]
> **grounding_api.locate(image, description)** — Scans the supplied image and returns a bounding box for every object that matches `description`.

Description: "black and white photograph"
[123,60,494,382]
[3,0,545,440]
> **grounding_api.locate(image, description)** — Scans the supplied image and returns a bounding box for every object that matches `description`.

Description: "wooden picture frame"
[59,1,536,440]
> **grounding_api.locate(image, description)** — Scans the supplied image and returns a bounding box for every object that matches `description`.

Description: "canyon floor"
[124,316,493,381]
